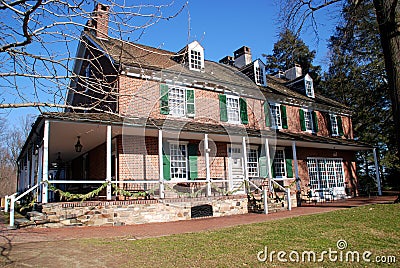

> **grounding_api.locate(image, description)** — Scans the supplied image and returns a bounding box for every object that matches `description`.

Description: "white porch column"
[42,120,49,203]
[242,136,249,193]
[265,138,273,192]
[37,146,43,203]
[373,148,382,196]
[158,129,165,199]
[204,134,212,196]
[106,125,112,200]
[292,141,301,192]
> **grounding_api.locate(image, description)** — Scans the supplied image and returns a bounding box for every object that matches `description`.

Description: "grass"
[77,203,400,267]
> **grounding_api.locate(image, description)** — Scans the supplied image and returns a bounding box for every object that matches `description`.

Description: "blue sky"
[4,0,340,123]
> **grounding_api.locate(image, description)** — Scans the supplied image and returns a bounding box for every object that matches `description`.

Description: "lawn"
[2,203,399,267]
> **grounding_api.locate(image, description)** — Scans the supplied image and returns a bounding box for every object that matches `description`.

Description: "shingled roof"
[83,31,351,112]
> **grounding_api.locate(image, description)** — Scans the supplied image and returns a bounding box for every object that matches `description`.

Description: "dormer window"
[305,74,314,98]
[188,41,204,71]
[254,60,267,86]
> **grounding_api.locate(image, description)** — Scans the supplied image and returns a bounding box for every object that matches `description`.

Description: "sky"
[3,0,341,124]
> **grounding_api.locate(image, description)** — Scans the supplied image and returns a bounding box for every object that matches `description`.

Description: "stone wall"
[40,195,248,228]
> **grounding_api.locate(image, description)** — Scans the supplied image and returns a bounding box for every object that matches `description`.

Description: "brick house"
[13,4,381,226]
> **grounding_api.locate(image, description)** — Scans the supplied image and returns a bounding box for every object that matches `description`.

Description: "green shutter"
[186,89,195,117]
[162,142,170,180]
[337,116,344,136]
[219,94,228,122]
[264,102,271,127]
[239,98,248,124]
[312,111,319,133]
[258,146,267,178]
[188,143,198,180]
[281,105,288,129]
[160,84,169,115]
[285,148,293,178]
[299,109,306,131]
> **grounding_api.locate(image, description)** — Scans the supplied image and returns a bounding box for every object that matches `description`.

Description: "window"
[227,96,240,123]
[330,114,343,136]
[273,149,286,177]
[304,74,314,98]
[84,64,91,93]
[170,143,188,180]
[270,104,282,128]
[255,66,265,85]
[247,148,259,178]
[305,80,313,97]
[300,109,318,133]
[306,158,345,190]
[160,84,195,117]
[169,87,185,116]
[190,50,202,70]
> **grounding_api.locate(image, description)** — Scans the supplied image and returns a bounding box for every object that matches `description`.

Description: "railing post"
[106,125,112,200]
[4,195,9,212]
[287,188,292,211]
[263,188,269,214]
[9,194,15,228]
[158,129,165,199]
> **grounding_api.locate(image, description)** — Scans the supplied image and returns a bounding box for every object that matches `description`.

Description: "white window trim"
[302,108,315,133]
[270,103,282,130]
[169,141,189,181]
[330,114,340,136]
[254,60,266,86]
[304,74,314,98]
[247,145,259,178]
[167,85,195,118]
[306,157,345,190]
[226,94,240,124]
[273,147,287,178]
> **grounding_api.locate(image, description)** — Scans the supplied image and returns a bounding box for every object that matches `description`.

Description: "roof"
[40,112,371,150]
[83,32,351,113]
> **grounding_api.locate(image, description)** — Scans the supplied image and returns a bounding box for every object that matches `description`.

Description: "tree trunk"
[373,0,400,185]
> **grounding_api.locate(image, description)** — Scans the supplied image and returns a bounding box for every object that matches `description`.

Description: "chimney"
[233,46,252,68]
[284,64,302,80]
[88,3,109,39]
[219,56,234,66]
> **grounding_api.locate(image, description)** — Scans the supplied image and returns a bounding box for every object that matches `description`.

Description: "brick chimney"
[233,46,252,68]
[87,3,109,39]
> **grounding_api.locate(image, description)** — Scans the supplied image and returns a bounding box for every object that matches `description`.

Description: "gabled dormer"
[253,59,267,87]
[285,71,315,98]
[174,41,205,72]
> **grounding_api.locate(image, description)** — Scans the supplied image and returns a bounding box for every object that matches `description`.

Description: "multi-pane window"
[306,158,345,190]
[270,104,282,128]
[227,96,240,123]
[255,66,265,85]
[169,87,186,116]
[305,80,314,97]
[190,50,202,70]
[330,114,339,136]
[304,110,313,131]
[247,148,259,178]
[170,143,188,180]
[273,149,286,177]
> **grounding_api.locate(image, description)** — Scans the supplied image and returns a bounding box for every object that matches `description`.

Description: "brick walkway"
[0,195,396,245]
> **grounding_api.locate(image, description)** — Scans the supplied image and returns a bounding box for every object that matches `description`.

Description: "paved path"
[0,195,396,245]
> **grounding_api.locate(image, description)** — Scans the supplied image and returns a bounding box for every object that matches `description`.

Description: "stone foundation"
[39,195,248,228]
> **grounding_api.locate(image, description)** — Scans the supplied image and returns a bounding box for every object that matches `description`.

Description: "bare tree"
[0,0,186,112]
[280,0,400,178]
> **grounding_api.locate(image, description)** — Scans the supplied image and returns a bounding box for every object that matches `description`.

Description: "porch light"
[75,136,83,153]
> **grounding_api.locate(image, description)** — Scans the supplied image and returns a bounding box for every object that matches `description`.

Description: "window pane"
[247,149,259,177]
[169,88,185,116]
[304,111,313,131]
[227,97,239,123]
[170,143,187,180]
[330,115,339,135]
[273,149,285,177]
[190,50,202,70]
[270,105,281,127]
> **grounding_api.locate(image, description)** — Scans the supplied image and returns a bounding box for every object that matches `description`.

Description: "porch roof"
[40,112,372,151]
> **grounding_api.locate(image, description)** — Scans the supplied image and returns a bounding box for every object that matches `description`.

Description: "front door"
[228,145,245,193]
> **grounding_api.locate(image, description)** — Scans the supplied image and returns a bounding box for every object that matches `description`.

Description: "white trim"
[158,129,165,198]
[301,107,315,133]
[42,120,49,203]
[225,94,241,124]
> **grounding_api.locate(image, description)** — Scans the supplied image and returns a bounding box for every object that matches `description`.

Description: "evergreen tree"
[321,1,397,186]
[264,29,321,83]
